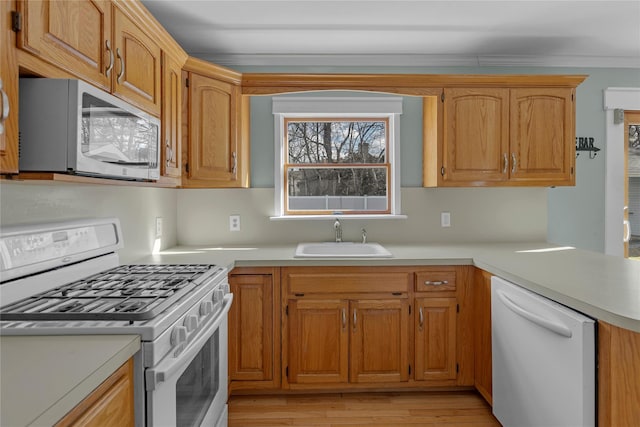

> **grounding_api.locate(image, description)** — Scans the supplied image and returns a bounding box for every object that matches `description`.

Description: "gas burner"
[0,264,219,321]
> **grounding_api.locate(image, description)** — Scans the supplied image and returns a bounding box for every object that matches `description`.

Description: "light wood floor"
[228,391,501,427]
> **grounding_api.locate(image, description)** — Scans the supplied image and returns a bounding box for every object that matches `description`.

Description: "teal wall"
[241,66,640,252]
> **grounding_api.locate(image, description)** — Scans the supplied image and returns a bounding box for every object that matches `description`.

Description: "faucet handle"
[361,228,367,244]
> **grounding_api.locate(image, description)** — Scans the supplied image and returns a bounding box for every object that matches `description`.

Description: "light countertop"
[0,334,140,427]
[136,242,640,333]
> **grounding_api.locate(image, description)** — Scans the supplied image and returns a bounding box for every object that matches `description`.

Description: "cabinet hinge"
[185,77,189,88]
[11,11,22,32]
[441,91,445,102]
[441,166,445,176]
[456,363,459,373]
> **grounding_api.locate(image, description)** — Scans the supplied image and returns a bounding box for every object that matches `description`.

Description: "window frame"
[273,96,403,218]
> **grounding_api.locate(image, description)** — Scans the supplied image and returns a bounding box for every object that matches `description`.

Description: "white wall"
[177,187,547,246]
[0,182,178,263]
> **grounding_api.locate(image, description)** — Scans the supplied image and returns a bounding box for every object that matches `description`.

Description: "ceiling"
[141,0,640,69]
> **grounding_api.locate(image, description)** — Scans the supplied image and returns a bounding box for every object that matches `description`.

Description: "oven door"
[145,294,232,427]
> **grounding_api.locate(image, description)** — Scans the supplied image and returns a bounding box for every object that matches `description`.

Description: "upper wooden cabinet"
[426,85,577,187]
[181,57,249,188]
[16,0,112,91]
[110,6,161,115]
[160,52,182,183]
[15,0,162,116]
[1,0,19,174]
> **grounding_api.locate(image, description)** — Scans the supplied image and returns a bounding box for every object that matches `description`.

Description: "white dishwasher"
[491,276,595,427]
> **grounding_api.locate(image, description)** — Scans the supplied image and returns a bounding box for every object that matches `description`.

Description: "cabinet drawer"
[415,270,456,292]
[284,267,411,294]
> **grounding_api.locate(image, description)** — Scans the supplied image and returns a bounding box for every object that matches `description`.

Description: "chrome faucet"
[361,228,367,244]
[334,218,342,243]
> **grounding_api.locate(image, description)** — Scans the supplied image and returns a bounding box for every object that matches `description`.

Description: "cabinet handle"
[0,78,8,135]
[419,307,424,328]
[342,308,346,329]
[511,152,517,174]
[353,309,357,331]
[424,280,448,286]
[116,48,125,84]
[105,40,114,78]
[166,140,174,166]
[231,151,237,174]
[503,153,508,174]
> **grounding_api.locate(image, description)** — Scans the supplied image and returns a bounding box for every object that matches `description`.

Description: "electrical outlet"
[441,212,451,228]
[229,215,241,231]
[155,217,163,237]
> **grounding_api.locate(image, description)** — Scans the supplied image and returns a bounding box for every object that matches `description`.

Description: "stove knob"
[170,326,188,346]
[212,289,225,304]
[183,314,198,332]
[200,300,214,316]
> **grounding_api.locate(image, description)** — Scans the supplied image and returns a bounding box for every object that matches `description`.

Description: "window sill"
[269,214,408,221]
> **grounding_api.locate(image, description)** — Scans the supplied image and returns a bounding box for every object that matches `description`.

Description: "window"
[273,97,402,217]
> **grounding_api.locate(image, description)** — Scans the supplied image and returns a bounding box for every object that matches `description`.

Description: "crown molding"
[193,53,640,69]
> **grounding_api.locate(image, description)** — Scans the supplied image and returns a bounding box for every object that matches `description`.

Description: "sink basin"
[295,242,392,258]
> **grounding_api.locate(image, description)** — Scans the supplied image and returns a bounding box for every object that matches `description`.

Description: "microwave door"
[78,95,159,180]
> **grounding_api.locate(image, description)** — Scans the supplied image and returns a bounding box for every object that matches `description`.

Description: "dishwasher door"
[491,276,595,427]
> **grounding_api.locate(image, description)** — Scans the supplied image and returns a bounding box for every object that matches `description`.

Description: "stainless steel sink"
[294,242,392,258]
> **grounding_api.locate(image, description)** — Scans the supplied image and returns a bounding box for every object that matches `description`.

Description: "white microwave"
[19,79,160,181]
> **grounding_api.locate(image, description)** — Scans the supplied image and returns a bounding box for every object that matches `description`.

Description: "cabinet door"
[442,88,509,184]
[160,52,182,180]
[112,6,161,115]
[185,72,240,186]
[473,269,492,404]
[415,297,457,381]
[55,359,134,427]
[16,0,112,91]
[288,299,349,384]
[1,0,19,174]
[229,274,274,382]
[509,88,575,185]
[350,299,409,383]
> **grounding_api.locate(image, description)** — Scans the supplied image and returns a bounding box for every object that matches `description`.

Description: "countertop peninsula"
[136,242,640,333]
[0,335,140,426]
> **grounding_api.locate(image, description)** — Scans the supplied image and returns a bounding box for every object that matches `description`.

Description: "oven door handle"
[146,293,233,391]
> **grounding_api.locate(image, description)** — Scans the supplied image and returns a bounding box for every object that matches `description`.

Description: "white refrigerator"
[491,276,595,427]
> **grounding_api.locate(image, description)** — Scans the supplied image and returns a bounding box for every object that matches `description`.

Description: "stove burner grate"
[0,264,221,321]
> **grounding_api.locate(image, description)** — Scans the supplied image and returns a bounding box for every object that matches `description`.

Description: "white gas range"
[0,218,232,427]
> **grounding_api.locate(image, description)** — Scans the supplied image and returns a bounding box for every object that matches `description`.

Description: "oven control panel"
[0,219,122,282]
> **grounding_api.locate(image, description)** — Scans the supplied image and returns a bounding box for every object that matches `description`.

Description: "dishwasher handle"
[496,289,573,338]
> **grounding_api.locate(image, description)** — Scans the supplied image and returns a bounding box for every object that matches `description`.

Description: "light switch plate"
[229,215,241,231]
[441,212,451,228]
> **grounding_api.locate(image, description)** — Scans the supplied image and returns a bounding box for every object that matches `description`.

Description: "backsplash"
[177,187,548,246]
[0,182,178,263]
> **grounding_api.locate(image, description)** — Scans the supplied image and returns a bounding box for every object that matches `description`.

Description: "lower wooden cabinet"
[287,297,410,385]
[228,267,280,391]
[55,358,134,427]
[287,299,349,384]
[473,268,493,404]
[414,297,457,381]
[230,265,474,393]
